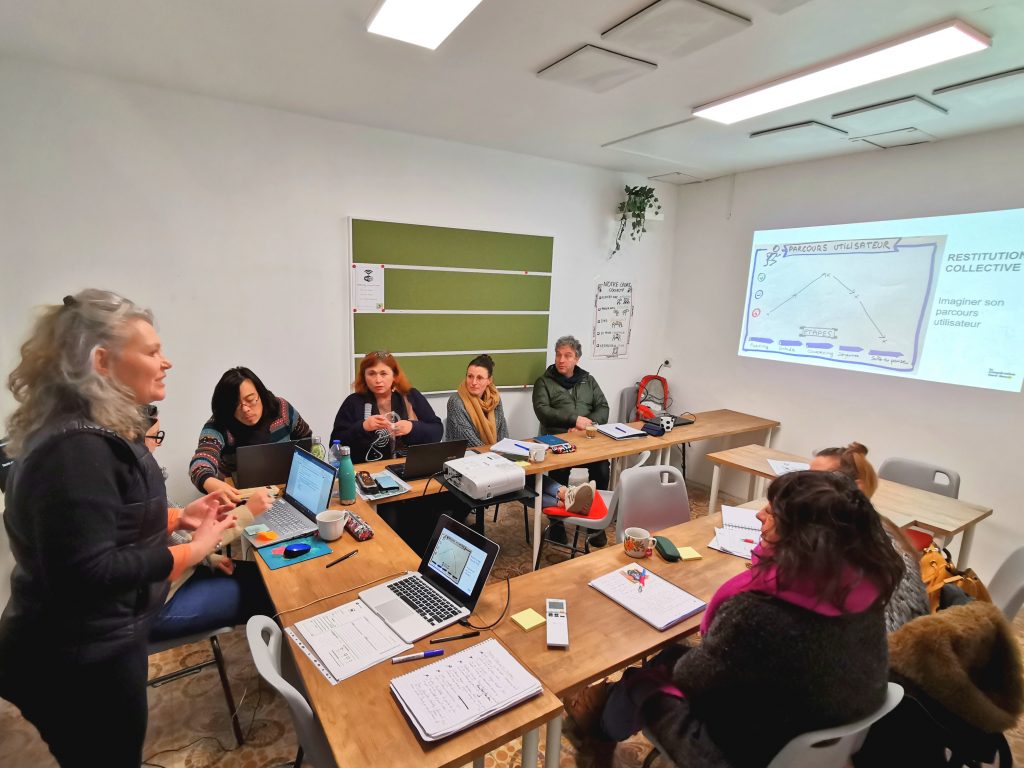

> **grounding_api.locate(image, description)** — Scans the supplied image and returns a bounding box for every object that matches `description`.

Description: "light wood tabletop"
[255,498,563,768]
[655,409,780,450]
[476,513,746,699]
[712,443,993,568]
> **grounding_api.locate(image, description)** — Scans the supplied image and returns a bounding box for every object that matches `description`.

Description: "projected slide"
[739,208,1024,392]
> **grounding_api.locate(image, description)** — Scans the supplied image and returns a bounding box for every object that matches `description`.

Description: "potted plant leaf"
[613,185,662,254]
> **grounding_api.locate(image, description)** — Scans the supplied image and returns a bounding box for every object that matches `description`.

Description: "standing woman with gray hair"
[0,290,235,767]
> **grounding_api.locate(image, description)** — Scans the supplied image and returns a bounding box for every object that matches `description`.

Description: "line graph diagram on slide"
[431,535,472,583]
[741,236,943,372]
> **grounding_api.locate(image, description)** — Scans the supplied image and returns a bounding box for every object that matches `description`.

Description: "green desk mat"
[256,535,333,570]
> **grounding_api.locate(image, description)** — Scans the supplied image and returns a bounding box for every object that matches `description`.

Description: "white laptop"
[359,515,500,643]
[244,447,336,548]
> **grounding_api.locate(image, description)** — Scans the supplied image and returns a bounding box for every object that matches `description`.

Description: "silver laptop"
[360,514,500,643]
[244,447,336,548]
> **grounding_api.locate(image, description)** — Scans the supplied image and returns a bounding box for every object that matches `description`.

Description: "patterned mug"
[623,526,655,558]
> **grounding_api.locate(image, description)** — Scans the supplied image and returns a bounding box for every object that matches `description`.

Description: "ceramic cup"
[529,445,547,463]
[623,526,656,558]
[316,510,347,542]
[585,424,598,439]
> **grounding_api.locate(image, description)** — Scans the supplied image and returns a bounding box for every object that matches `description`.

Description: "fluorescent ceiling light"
[367,0,484,50]
[693,19,990,124]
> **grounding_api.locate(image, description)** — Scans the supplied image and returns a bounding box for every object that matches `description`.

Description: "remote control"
[546,598,569,649]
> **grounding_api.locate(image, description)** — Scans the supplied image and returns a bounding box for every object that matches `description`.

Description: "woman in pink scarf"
[569,471,905,768]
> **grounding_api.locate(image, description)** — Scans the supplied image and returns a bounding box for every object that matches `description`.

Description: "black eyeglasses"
[146,430,166,446]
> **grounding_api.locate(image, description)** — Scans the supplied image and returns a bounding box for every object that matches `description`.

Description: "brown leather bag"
[920,546,992,612]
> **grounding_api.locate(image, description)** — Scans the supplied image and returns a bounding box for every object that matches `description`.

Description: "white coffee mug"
[316,510,347,542]
[623,526,656,558]
[529,445,547,463]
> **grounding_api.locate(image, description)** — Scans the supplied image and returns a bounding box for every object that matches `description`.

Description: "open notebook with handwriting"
[390,638,542,741]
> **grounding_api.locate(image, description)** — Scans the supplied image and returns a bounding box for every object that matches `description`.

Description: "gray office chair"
[617,384,639,423]
[878,457,961,498]
[613,464,690,544]
[642,683,903,768]
[246,615,337,768]
[988,545,1024,620]
[147,626,244,746]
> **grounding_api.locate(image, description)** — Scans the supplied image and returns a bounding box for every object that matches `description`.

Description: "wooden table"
[710,444,993,568]
[652,409,780,467]
[473,513,745,756]
[255,498,564,768]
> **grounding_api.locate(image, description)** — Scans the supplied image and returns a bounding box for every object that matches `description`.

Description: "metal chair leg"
[210,634,245,747]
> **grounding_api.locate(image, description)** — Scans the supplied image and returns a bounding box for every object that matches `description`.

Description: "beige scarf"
[458,380,499,445]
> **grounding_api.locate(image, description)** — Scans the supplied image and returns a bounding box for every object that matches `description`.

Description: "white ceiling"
[1,0,1023,182]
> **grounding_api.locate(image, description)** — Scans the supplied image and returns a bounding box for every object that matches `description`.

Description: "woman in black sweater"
[0,291,235,767]
[570,471,905,767]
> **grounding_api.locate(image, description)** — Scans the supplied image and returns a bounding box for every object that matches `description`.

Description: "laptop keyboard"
[387,576,460,625]
[260,499,313,539]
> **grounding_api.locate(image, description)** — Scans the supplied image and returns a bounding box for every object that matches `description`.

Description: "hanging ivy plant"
[613,185,661,254]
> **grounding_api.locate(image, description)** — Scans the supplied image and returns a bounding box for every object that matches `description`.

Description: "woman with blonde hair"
[811,441,929,632]
[0,290,235,767]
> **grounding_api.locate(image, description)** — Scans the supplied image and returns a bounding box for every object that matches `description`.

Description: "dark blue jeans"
[150,560,273,642]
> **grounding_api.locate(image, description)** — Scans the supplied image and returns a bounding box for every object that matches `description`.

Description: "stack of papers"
[708,504,762,560]
[596,423,646,440]
[390,638,542,741]
[490,438,546,458]
[589,566,706,631]
[289,601,412,684]
[767,458,810,476]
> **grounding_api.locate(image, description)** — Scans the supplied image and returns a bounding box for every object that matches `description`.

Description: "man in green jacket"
[533,335,610,546]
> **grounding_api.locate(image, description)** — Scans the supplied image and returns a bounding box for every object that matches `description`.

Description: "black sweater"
[645,592,889,767]
[330,389,443,463]
[0,423,172,664]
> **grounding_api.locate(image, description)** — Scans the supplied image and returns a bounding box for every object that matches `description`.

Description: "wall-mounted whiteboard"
[738,207,1024,392]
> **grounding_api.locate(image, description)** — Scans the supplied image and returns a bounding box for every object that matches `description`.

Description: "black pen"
[325,550,358,568]
[429,630,481,644]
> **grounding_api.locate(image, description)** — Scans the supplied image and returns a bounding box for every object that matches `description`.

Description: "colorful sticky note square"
[271,546,286,555]
[679,546,702,561]
[245,523,270,535]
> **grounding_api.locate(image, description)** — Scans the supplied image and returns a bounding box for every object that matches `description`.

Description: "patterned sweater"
[189,397,311,491]
[444,394,509,447]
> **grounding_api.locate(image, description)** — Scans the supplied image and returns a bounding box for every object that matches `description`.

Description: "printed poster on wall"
[592,280,633,359]
[352,263,385,312]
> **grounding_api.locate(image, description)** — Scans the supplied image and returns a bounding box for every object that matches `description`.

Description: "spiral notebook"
[589,566,706,631]
[390,638,542,741]
[708,505,761,559]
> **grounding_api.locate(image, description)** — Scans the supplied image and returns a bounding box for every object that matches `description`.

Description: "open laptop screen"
[285,449,335,516]
[419,515,499,610]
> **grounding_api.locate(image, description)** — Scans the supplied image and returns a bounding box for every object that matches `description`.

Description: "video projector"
[444,452,525,501]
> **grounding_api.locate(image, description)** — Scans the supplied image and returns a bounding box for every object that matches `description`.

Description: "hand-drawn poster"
[592,280,633,359]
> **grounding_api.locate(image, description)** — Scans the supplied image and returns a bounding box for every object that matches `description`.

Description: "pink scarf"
[700,544,881,635]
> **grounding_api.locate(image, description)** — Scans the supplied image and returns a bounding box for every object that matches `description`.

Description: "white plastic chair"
[988,545,1024,620]
[767,682,904,767]
[878,457,960,498]
[535,451,652,568]
[246,615,337,768]
[613,464,690,544]
[147,626,244,746]
[642,682,903,768]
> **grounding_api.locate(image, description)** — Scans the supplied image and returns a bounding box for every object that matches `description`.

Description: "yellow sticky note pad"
[679,546,702,561]
[511,608,546,632]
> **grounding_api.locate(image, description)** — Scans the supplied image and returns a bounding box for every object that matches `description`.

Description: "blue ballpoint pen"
[392,649,444,664]
[615,426,627,433]
[514,442,531,452]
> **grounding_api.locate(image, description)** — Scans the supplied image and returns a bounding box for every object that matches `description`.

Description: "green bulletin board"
[350,219,553,393]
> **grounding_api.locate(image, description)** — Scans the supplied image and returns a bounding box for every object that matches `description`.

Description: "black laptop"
[385,439,469,481]
[233,437,313,488]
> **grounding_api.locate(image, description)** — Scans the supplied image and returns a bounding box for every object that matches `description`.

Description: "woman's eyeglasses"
[146,430,166,446]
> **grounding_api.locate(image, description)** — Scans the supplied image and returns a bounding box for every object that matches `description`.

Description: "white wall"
[667,124,1024,581]
[0,59,677,606]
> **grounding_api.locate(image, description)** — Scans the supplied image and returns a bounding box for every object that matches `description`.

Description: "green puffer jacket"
[532,364,610,435]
